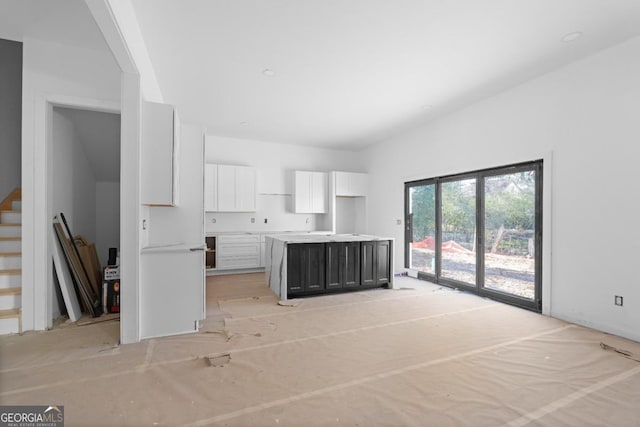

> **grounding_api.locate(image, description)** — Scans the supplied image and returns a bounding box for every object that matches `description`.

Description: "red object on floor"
[412,237,472,253]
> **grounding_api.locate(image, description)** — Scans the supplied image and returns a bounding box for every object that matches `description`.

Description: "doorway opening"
[405,160,542,311]
[50,106,121,335]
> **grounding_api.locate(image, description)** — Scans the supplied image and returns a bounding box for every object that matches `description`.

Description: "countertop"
[141,243,206,253]
[265,233,393,244]
[206,230,332,236]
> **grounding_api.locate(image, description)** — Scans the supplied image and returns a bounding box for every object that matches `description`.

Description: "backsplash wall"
[206,195,325,233]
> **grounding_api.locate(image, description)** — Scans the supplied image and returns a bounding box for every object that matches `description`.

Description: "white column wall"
[21,37,120,330]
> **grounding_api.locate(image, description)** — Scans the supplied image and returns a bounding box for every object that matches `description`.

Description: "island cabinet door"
[287,244,305,293]
[343,242,361,288]
[361,241,376,286]
[287,243,326,294]
[326,242,361,289]
[325,243,342,289]
[375,241,391,286]
[305,243,326,292]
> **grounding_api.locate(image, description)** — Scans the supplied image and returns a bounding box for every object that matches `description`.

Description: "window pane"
[409,184,436,274]
[441,178,476,285]
[483,171,536,300]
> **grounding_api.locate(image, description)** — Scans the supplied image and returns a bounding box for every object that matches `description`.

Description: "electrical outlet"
[305,217,310,224]
[251,218,255,223]
[396,219,402,225]
[264,218,268,224]
[615,295,623,306]
[211,218,216,223]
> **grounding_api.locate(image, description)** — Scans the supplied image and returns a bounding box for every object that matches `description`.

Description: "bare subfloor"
[1,273,640,426]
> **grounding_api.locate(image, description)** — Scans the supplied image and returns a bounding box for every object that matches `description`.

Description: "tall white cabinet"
[141,101,180,206]
[294,171,328,213]
[140,123,205,339]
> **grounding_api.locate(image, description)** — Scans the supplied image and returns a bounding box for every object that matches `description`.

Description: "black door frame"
[405,160,543,312]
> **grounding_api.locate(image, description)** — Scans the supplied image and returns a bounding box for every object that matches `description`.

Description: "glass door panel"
[440,178,476,285]
[483,171,536,300]
[408,184,436,274]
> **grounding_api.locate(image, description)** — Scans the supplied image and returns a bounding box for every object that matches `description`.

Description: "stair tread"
[0,269,21,275]
[0,287,21,296]
[0,237,20,241]
[0,252,21,257]
[0,224,21,226]
[0,210,20,214]
[0,308,20,319]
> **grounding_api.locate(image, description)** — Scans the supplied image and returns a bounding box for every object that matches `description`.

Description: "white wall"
[335,197,367,234]
[205,135,366,233]
[96,181,120,266]
[0,38,22,198]
[51,107,97,321]
[21,37,120,330]
[52,108,98,243]
[364,36,640,342]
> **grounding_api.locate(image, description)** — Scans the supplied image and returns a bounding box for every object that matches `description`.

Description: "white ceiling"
[2,1,640,151]
[130,0,640,150]
[0,0,110,53]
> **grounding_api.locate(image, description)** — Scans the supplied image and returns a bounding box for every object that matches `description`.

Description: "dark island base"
[288,282,391,298]
[286,240,391,297]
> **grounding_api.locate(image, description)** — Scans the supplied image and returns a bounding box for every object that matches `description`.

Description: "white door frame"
[25,93,125,334]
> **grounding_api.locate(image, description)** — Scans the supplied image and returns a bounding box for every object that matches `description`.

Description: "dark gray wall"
[0,38,22,199]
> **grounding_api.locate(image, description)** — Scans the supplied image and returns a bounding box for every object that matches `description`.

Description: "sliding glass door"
[440,177,476,287]
[482,170,537,300]
[406,183,436,275]
[405,161,542,311]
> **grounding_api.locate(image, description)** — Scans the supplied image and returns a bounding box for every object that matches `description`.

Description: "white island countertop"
[266,233,393,244]
[206,230,333,236]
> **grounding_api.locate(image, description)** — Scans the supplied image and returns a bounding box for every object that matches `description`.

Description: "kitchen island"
[265,234,395,299]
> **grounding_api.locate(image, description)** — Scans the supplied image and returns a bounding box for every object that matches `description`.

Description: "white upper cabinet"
[204,164,217,212]
[141,101,180,206]
[294,171,328,213]
[236,166,257,211]
[207,164,256,212]
[217,164,236,211]
[335,171,368,197]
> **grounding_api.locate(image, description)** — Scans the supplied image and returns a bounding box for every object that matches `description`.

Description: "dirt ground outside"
[410,247,535,299]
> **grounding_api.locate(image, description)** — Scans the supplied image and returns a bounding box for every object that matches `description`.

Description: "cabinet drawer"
[217,243,260,257]
[217,255,260,269]
[218,234,260,245]
[216,234,261,269]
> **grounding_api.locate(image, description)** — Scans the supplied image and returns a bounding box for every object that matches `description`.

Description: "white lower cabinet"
[140,248,204,339]
[260,235,267,267]
[216,234,261,269]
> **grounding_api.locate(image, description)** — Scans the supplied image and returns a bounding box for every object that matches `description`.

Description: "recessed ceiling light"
[262,68,276,77]
[421,104,433,110]
[240,121,249,126]
[562,32,582,43]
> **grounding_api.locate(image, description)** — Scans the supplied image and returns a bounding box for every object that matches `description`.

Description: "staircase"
[0,188,22,335]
